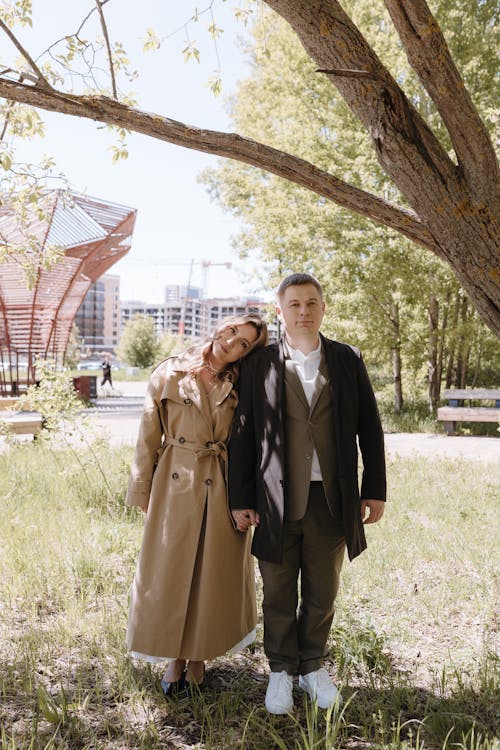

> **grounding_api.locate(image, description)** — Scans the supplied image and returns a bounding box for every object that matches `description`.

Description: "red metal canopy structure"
[0,190,136,396]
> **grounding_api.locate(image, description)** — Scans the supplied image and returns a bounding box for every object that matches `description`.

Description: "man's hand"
[360,499,385,524]
[232,509,260,532]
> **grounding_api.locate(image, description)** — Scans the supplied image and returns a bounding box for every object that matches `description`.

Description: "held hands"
[232,509,260,532]
[360,499,385,524]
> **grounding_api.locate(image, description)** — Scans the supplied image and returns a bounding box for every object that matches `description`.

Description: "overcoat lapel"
[284,359,309,410]
[321,334,340,409]
[310,358,329,414]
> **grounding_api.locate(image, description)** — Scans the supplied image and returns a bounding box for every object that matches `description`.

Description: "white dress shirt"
[285,338,323,481]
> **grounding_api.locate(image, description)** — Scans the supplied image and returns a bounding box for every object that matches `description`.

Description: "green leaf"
[207,22,223,40]
[182,43,201,64]
[0,153,12,171]
[208,74,223,97]
[142,28,161,53]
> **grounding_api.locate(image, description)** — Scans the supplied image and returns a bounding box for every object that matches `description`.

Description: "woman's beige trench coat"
[126,356,256,661]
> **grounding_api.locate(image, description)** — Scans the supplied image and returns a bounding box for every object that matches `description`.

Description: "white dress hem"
[129,628,257,664]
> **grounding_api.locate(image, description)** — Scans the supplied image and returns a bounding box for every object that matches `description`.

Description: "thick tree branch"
[265,1,461,195]
[383,0,499,205]
[0,77,436,251]
[266,0,494,231]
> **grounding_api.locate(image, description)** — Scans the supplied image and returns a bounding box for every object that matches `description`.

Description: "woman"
[126,313,268,696]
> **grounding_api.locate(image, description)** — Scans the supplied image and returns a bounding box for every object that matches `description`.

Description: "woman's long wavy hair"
[182,313,268,383]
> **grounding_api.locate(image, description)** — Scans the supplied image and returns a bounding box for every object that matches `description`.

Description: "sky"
[6,2,270,303]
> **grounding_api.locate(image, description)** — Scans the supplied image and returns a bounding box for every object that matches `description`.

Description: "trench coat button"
[305,454,311,460]
[183,398,191,405]
[172,472,179,479]
[205,478,213,486]
[178,436,186,443]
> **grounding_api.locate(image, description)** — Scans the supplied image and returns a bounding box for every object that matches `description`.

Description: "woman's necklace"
[204,361,220,378]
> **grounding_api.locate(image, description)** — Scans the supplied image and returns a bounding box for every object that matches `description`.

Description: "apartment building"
[77,279,274,358]
[74,274,120,356]
[121,295,271,341]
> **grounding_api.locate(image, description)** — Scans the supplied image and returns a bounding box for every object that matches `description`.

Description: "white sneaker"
[265,670,294,714]
[298,668,341,709]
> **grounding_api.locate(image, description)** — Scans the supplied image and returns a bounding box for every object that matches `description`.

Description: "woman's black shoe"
[161,672,186,698]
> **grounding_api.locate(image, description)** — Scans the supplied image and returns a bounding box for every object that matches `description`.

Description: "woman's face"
[211,322,258,367]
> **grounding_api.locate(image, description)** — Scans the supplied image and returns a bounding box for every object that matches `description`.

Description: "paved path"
[94,381,499,463]
[2,381,499,463]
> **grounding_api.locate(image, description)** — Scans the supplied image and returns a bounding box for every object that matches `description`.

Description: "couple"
[126,273,386,714]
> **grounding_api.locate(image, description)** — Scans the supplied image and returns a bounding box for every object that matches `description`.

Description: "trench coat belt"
[163,435,228,484]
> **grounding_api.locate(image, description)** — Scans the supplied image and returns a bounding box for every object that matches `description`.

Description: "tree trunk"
[456,296,470,387]
[445,293,461,387]
[436,292,450,394]
[391,301,403,412]
[471,345,482,388]
[428,294,440,413]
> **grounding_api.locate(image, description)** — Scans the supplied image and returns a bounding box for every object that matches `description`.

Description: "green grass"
[1,443,499,749]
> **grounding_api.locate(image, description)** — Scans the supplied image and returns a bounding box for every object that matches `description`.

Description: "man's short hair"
[277,273,323,300]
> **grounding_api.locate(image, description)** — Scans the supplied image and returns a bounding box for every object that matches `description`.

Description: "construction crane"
[122,256,233,338]
[179,259,232,336]
[125,257,232,299]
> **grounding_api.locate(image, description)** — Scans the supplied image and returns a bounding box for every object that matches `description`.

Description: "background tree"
[202,1,499,410]
[0,1,498,335]
[116,314,158,369]
[157,331,180,362]
[64,324,82,371]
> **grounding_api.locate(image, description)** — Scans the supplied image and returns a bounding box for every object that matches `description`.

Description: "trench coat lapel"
[159,356,213,433]
[182,373,234,431]
[184,373,213,431]
[213,379,234,407]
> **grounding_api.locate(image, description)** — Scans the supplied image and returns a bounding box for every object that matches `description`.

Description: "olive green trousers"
[259,482,346,675]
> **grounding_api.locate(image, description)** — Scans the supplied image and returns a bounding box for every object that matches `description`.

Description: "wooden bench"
[437,389,500,435]
[2,410,44,439]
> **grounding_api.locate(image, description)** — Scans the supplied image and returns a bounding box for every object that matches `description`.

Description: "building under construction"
[0,190,136,396]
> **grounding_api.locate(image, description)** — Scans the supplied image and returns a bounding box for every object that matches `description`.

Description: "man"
[101,358,112,388]
[229,273,386,715]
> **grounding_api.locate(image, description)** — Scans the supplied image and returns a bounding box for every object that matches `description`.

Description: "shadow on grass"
[2,652,498,750]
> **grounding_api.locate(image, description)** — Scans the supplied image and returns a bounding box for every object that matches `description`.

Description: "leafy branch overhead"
[0,1,498,336]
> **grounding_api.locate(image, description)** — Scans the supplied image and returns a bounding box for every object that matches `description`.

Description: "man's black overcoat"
[228,334,386,563]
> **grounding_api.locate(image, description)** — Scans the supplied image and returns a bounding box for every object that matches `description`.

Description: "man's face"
[276,283,325,339]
